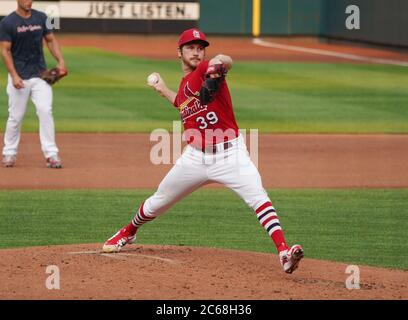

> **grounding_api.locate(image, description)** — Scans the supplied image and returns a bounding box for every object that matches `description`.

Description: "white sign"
[0,1,200,20]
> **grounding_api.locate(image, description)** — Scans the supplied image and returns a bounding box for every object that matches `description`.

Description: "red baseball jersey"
[173,60,239,148]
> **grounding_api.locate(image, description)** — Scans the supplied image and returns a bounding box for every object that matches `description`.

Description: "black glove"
[199,63,227,105]
[199,78,222,105]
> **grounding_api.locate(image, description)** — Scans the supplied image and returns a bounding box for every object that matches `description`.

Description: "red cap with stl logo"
[178,28,210,48]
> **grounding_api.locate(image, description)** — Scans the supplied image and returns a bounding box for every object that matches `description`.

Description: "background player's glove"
[199,63,227,105]
[40,68,68,85]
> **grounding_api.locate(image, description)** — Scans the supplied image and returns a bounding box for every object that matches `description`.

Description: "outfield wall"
[0,0,406,47]
[199,0,407,47]
[322,0,408,48]
[199,0,322,36]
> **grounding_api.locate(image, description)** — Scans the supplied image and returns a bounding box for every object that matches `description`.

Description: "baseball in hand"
[147,73,159,85]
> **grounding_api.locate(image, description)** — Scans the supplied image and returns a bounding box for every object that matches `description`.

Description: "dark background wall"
[199,0,407,48]
[199,0,252,34]
[198,0,322,36]
[322,0,408,48]
[1,0,407,48]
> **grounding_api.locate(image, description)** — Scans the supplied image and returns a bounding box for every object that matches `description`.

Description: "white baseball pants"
[142,135,271,217]
[3,75,59,158]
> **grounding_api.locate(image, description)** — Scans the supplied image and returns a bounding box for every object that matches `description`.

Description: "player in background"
[103,29,304,274]
[0,0,66,168]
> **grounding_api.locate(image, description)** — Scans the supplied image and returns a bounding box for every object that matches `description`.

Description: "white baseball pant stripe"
[3,74,59,158]
[142,135,271,218]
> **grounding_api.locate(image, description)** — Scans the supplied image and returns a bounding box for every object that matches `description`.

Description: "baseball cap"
[178,28,210,48]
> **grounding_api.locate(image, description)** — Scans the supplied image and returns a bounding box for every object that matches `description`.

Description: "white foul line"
[67,250,176,264]
[68,250,101,254]
[100,253,128,260]
[252,38,408,67]
[120,253,176,264]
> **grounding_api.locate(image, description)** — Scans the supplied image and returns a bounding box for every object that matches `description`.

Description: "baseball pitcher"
[0,0,67,168]
[103,29,304,274]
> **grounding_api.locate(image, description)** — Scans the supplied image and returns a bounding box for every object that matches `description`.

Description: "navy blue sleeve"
[0,18,12,42]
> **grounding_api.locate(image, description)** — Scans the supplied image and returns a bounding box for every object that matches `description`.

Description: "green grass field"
[0,47,406,272]
[0,47,407,133]
[0,189,407,270]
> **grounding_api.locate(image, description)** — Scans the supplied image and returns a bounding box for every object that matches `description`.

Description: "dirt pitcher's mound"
[0,244,406,300]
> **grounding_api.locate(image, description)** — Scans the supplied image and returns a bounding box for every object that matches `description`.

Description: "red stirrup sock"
[129,202,156,234]
[255,201,289,253]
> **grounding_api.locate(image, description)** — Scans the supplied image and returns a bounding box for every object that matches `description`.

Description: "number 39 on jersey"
[196,111,219,129]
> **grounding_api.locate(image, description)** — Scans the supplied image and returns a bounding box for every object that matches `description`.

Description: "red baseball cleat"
[279,244,304,274]
[102,226,136,253]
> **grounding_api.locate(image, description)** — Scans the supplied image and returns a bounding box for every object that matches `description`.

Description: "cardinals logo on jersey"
[179,82,207,122]
[183,82,199,100]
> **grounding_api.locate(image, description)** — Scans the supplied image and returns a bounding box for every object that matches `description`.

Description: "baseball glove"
[205,63,228,79]
[199,63,227,105]
[40,68,68,85]
[199,78,221,105]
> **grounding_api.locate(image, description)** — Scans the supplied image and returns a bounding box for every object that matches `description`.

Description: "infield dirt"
[1,133,408,189]
[0,244,406,300]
